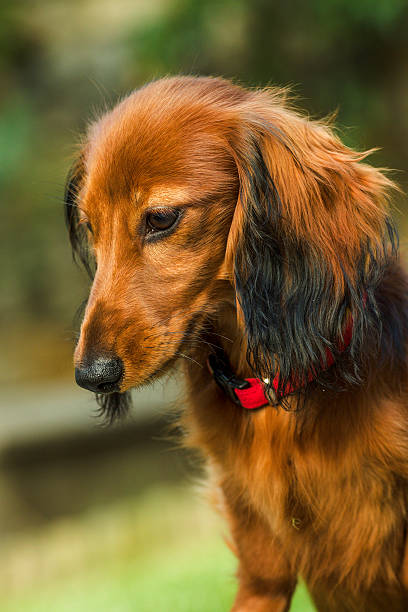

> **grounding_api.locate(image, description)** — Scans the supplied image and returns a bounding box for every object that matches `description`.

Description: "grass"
[0,485,315,611]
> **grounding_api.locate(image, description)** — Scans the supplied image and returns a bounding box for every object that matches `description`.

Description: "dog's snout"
[75,356,124,393]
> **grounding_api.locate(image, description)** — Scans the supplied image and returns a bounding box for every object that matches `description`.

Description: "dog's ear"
[64,154,95,279]
[226,96,397,401]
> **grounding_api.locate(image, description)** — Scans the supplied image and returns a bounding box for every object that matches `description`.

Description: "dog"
[65,76,408,611]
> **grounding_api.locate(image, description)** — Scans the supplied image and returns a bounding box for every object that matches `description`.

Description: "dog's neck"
[205,298,252,382]
[199,261,408,410]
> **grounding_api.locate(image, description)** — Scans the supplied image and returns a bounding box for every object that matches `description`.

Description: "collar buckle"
[207,352,250,407]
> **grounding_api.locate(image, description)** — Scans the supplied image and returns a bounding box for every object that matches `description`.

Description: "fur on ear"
[64,158,131,422]
[226,91,398,403]
[64,155,95,279]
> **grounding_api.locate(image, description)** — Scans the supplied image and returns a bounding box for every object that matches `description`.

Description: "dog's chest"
[188,381,408,586]
[237,411,406,587]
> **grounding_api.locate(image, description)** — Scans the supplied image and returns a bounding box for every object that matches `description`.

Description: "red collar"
[207,313,354,410]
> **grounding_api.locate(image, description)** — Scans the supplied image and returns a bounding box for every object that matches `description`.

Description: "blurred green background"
[1,0,407,610]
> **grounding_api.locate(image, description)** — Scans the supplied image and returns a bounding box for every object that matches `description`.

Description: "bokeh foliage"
[0,485,315,612]
[1,0,407,383]
[129,0,408,161]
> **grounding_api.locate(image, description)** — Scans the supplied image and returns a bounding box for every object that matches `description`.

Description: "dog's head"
[65,76,396,421]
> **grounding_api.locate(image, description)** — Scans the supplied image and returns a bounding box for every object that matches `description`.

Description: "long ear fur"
[227,91,398,403]
[64,156,95,279]
[64,158,131,422]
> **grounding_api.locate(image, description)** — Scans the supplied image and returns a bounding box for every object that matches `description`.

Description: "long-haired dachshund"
[65,76,408,611]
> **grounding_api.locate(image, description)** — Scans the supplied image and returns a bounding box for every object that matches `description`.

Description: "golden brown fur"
[67,76,408,610]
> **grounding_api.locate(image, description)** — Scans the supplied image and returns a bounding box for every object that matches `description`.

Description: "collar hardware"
[207,308,356,410]
[207,352,250,407]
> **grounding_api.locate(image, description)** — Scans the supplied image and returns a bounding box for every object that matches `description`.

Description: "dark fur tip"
[64,159,95,279]
[95,391,132,426]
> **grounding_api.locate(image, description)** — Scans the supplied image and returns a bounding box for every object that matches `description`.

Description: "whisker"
[148,331,225,351]
[174,352,203,368]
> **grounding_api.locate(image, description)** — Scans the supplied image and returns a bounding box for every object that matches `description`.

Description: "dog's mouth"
[138,354,180,387]
[121,313,207,390]
[93,354,179,425]
[90,313,208,423]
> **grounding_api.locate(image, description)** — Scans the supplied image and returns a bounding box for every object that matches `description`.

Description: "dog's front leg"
[224,489,297,612]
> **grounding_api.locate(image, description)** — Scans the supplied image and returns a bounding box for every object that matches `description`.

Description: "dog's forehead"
[142,185,192,208]
[83,89,233,205]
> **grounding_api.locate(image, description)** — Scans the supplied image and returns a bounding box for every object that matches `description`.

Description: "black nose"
[75,356,124,393]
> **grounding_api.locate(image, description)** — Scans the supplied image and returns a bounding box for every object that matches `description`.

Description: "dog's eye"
[146,209,180,233]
